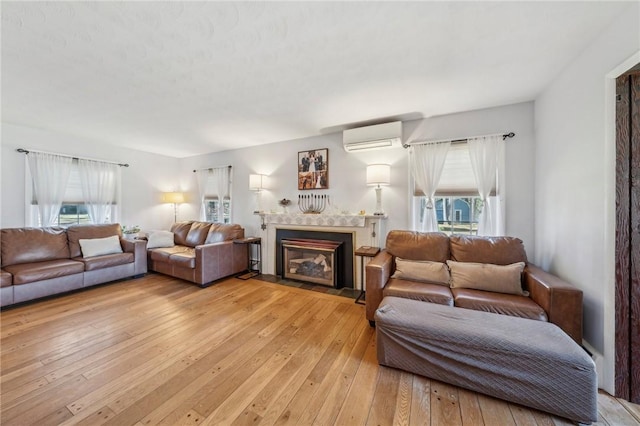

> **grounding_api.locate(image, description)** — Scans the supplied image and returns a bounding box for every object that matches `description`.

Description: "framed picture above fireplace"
[298,148,328,190]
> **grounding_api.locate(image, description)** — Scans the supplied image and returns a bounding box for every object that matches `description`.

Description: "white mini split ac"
[343,121,403,152]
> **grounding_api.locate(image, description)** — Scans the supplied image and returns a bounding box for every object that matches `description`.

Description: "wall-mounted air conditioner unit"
[343,121,402,152]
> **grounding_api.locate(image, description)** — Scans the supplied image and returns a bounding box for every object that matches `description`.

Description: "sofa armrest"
[525,264,583,344]
[194,240,247,285]
[365,250,394,322]
[121,239,148,276]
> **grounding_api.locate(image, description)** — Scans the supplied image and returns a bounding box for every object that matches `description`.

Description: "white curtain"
[468,135,505,236]
[78,159,119,224]
[27,152,73,226]
[195,169,210,221]
[195,167,231,222]
[212,167,230,202]
[409,141,451,232]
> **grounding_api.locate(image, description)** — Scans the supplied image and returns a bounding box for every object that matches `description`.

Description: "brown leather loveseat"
[366,231,583,344]
[1,224,147,307]
[147,221,248,287]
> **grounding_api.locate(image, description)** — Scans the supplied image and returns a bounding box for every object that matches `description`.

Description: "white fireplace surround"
[257,213,387,290]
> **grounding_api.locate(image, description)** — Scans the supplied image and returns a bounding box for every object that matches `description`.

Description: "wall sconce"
[163,191,184,222]
[366,164,391,216]
[249,174,266,213]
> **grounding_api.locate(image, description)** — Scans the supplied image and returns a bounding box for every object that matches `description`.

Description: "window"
[205,198,231,224]
[414,196,482,235]
[195,166,232,224]
[57,204,91,226]
[410,141,503,235]
[26,155,120,227]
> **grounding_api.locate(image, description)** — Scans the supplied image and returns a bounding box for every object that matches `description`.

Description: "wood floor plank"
[136,296,315,426]
[477,392,516,425]
[241,309,362,422]
[151,298,329,426]
[409,375,431,425]
[508,402,538,426]
[620,397,640,422]
[598,390,640,426]
[2,275,638,426]
[65,288,294,425]
[430,381,463,426]
[457,387,482,426]
[332,330,378,425]
[365,365,402,425]
[391,370,413,426]
[309,325,373,426]
[199,303,356,425]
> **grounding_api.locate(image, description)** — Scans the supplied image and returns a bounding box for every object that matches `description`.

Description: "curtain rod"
[16,148,129,167]
[403,132,515,148]
[192,165,232,172]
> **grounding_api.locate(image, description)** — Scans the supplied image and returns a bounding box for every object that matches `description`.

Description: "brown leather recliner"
[366,230,583,344]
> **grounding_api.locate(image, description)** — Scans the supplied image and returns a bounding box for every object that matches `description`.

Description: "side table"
[354,246,380,305]
[234,237,262,280]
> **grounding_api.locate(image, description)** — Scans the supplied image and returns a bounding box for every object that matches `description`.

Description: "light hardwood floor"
[1,274,638,426]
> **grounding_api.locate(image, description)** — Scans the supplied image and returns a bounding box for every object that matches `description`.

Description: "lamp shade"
[163,192,184,204]
[249,174,265,190]
[366,164,391,186]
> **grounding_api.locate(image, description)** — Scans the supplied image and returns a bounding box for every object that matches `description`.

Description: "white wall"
[2,101,535,247]
[1,123,181,230]
[534,2,639,394]
[177,101,535,252]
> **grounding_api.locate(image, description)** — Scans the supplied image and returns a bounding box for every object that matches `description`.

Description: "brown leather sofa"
[0,224,147,307]
[366,231,583,344]
[147,221,248,287]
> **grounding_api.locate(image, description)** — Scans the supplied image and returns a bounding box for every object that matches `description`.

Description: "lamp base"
[373,186,384,216]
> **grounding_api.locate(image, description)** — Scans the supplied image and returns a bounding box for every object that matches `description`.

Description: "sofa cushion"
[383,278,454,306]
[447,260,527,296]
[79,235,123,258]
[67,224,122,258]
[1,270,12,288]
[205,223,244,244]
[449,235,527,265]
[385,231,450,262]
[4,259,85,285]
[452,288,548,322]
[1,227,69,267]
[73,252,134,271]
[170,221,194,246]
[391,258,450,285]
[149,246,191,263]
[185,222,211,247]
[147,231,175,249]
[169,249,196,269]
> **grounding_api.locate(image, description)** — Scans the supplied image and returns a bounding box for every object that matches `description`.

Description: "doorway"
[615,68,640,403]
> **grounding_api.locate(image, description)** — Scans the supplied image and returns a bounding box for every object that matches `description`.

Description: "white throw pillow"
[147,231,175,249]
[79,235,123,258]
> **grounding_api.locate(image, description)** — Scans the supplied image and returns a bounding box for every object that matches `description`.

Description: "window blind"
[413,143,496,197]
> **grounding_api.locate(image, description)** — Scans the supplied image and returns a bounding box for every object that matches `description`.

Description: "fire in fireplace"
[281,238,343,287]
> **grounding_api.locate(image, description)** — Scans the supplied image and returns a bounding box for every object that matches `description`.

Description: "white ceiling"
[1,1,629,158]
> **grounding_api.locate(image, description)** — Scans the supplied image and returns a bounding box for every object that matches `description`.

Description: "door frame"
[604,51,640,398]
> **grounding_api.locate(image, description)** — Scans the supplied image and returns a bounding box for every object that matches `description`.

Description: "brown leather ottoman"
[374,296,597,424]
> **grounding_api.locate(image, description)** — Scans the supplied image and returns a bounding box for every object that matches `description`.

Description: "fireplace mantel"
[256,213,387,288]
[258,212,386,228]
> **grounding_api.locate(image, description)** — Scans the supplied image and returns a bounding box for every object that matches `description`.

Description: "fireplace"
[276,229,354,288]
[282,239,342,287]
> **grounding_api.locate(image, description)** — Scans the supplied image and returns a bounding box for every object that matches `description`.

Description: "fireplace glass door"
[282,239,342,287]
